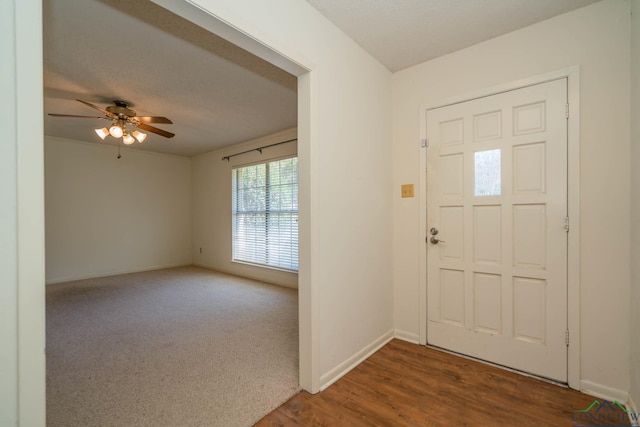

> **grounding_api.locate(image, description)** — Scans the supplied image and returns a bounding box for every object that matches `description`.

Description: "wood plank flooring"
[256,339,630,426]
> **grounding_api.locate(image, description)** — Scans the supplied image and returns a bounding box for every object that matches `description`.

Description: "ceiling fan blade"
[137,123,175,138]
[75,99,114,117]
[48,113,109,120]
[133,116,173,124]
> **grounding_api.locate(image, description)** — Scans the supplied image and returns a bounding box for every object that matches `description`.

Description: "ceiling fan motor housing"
[106,101,136,119]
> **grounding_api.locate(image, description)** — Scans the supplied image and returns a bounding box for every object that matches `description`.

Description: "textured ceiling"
[43,0,298,157]
[44,0,600,157]
[305,0,600,72]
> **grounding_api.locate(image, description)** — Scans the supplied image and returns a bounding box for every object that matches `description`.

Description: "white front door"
[426,79,568,382]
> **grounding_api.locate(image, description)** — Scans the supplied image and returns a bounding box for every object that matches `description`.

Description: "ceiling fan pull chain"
[117,144,121,159]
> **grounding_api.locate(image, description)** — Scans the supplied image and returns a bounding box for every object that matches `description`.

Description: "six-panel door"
[426,79,568,382]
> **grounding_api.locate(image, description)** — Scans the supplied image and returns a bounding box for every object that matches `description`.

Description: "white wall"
[392,0,631,398]
[45,137,192,283]
[164,0,394,391]
[192,128,298,289]
[630,0,640,413]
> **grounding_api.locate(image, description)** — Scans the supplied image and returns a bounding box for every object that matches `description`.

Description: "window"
[474,149,501,196]
[232,157,298,271]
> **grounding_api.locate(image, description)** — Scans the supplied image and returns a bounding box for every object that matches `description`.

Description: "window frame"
[231,155,299,272]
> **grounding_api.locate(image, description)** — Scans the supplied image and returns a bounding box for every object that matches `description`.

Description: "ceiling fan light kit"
[131,130,146,143]
[98,120,148,145]
[95,127,109,140]
[49,99,175,154]
[108,122,124,138]
[122,132,135,145]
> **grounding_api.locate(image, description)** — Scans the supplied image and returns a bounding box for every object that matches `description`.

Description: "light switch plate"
[401,184,414,198]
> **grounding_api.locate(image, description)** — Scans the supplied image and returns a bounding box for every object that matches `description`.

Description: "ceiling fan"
[49,99,175,144]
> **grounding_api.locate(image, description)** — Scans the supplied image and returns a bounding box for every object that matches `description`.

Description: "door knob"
[430,236,445,244]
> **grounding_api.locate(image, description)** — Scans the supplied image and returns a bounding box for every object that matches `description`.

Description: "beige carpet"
[46,266,300,427]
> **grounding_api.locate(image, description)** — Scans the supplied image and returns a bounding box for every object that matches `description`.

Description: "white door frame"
[418,67,581,389]
[150,0,320,394]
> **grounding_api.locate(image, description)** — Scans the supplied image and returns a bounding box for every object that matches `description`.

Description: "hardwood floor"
[256,339,630,426]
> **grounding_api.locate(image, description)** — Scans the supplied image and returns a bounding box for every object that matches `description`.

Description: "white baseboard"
[45,263,192,285]
[192,262,298,289]
[629,393,638,412]
[394,329,420,344]
[628,393,639,426]
[580,380,629,405]
[319,329,394,391]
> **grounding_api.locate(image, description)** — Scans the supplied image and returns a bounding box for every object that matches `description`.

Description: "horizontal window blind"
[232,157,298,271]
